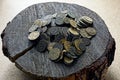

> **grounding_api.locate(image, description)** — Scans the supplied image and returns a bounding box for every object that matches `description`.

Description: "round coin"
[28,31,40,41]
[69,19,77,28]
[67,12,75,19]
[68,28,79,35]
[34,19,43,27]
[85,27,97,36]
[79,43,86,52]
[48,48,61,61]
[82,38,91,46]
[64,56,74,65]
[64,41,71,51]
[64,17,70,24]
[74,39,82,50]
[42,26,47,33]
[47,42,56,51]
[29,24,39,32]
[35,39,48,52]
[79,29,92,38]
[81,16,93,25]
[53,43,63,51]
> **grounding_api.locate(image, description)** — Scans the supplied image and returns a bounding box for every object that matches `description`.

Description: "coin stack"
[28,10,97,65]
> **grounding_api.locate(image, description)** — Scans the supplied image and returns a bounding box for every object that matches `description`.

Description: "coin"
[42,26,47,33]
[28,31,40,40]
[64,56,74,65]
[34,19,42,27]
[81,16,93,25]
[64,17,70,24]
[69,19,77,28]
[79,43,86,52]
[68,28,79,35]
[64,41,71,51]
[48,48,61,61]
[85,27,97,36]
[35,39,48,52]
[74,39,82,50]
[29,24,39,32]
[59,38,66,44]
[55,17,64,25]
[53,43,63,51]
[79,29,92,38]
[42,15,53,25]
[69,46,78,59]
[82,38,91,46]
[40,33,50,41]
[75,49,83,56]
[79,20,87,27]
[41,20,48,26]
[67,11,75,19]
[47,42,56,51]
[54,34,65,42]
[47,27,59,35]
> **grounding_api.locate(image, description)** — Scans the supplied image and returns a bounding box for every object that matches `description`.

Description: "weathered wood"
[1,2,115,80]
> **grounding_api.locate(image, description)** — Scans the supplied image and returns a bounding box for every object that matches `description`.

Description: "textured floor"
[0,0,120,80]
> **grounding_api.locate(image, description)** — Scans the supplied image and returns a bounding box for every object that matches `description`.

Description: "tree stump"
[1,2,116,80]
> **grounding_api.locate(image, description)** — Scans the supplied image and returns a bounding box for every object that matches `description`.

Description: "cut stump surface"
[1,2,116,80]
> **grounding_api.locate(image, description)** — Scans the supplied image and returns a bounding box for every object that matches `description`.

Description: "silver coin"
[29,24,39,32]
[28,31,40,40]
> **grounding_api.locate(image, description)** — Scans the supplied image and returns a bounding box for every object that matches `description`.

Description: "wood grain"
[1,2,115,79]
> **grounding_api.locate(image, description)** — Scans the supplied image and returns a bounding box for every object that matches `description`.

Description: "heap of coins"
[28,10,97,65]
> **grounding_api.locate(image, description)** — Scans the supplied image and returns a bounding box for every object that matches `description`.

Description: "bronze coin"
[79,29,92,38]
[47,42,56,51]
[53,43,63,51]
[64,41,71,51]
[29,24,39,32]
[70,19,78,28]
[81,16,93,25]
[85,27,97,36]
[68,28,79,35]
[64,56,74,65]
[48,48,61,61]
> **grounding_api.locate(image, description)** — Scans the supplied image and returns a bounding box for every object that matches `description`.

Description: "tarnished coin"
[35,39,48,52]
[68,28,79,35]
[34,19,43,27]
[42,26,47,33]
[47,27,59,35]
[54,34,64,42]
[68,46,78,59]
[29,24,39,32]
[42,15,53,25]
[74,39,82,50]
[85,27,97,36]
[79,20,87,27]
[28,31,40,41]
[75,49,83,56]
[55,17,64,25]
[64,17,70,24]
[40,33,50,41]
[53,43,63,51]
[41,20,48,26]
[59,38,66,44]
[79,43,86,52]
[64,41,71,51]
[64,56,74,65]
[81,16,93,25]
[82,38,91,46]
[47,42,56,51]
[67,11,75,19]
[69,19,77,28]
[48,48,61,61]
[79,29,92,38]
